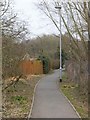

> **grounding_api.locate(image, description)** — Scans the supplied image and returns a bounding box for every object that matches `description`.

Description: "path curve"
[30,70,80,118]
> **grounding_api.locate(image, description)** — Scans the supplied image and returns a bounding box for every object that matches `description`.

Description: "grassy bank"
[60,72,88,118]
[3,75,43,118]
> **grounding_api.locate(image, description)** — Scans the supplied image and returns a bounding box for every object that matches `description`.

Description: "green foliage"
[11,95,27,105]
[38,55,50,74]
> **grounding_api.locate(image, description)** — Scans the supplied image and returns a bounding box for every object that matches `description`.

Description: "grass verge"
[3,75,44,118]
[60,72,88,118]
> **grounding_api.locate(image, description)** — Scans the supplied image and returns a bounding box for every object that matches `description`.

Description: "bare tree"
[0,0,9,17]
[2,0,30,79]
[36,1,88,92]
[88,1,90,40]
[88,1,90,117]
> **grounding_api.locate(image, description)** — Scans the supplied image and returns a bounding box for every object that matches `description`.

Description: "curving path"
[30,70,80,118]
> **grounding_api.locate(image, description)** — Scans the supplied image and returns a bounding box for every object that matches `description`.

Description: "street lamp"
[55,4,62,82]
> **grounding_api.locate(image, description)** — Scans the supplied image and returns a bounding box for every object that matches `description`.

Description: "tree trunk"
[88,1,90,117]
[88,2,90,40]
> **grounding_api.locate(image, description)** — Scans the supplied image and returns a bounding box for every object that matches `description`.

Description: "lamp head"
[55,6,61,9]
[55,2,61,9]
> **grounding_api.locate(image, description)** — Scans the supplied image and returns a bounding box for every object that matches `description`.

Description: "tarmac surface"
[31,70,80,118]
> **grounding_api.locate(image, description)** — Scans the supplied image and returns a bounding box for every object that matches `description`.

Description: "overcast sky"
[13,0,59,38]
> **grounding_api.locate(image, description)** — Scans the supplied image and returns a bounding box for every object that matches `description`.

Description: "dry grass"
[60,72,88,118]
[2,75,44,118]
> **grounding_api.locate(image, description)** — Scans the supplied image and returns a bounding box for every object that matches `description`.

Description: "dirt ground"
[2,75,44,118]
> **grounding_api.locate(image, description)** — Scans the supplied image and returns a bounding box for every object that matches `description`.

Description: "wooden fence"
[20,60,43,75]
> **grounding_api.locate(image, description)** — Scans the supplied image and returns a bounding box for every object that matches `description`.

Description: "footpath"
[29,70,80,118]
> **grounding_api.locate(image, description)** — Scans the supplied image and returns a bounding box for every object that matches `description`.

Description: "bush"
[38,55,50,74]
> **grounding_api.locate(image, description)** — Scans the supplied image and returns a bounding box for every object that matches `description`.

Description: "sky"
[13,0,59,38]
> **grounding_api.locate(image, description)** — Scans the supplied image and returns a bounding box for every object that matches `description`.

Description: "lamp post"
[55,5,62,82]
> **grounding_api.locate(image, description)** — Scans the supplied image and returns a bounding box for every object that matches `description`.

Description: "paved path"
[31,70,79,118]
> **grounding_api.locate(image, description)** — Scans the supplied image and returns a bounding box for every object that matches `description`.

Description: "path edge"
[27,78,42,119]
[59,85,81,119]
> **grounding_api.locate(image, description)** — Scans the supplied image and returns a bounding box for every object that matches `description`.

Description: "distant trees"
[25,34,68,69]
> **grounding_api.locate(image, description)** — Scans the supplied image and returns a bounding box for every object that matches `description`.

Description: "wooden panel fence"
[20,60,43,75]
